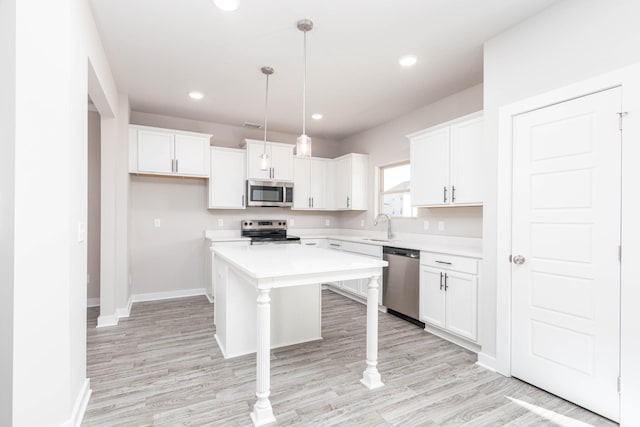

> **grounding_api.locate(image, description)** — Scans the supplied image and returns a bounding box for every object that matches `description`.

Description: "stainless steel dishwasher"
[383,246,423,326]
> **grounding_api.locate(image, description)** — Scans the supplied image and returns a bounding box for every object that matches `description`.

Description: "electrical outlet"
[154,218,161,228]
[423,220,430,231]
[289,218,295,227]
[438,221,445,231]
[325,219,331,227]
[360,219,365,227]
[217,218,224,227]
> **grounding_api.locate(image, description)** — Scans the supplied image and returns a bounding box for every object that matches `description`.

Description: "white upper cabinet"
[245,139,294,181]
[409,112,483,207]
[334,153,368,210]
[129,125,211,177]
[293,157,327,210]
[208,147,246,209]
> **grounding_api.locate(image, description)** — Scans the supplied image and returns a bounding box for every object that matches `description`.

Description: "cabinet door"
[309,158,327,209]
[450,117,483,205]
[270,143,294,181]
[174,134,210,176]
[137,129,174,174]
[293,157,311,209]
[246,140,271,180]
[334,157,351,209]
[342,279,360,295]
[419,266,446,328]
[209,148,246,209]
[444,271,477,341]
[410,128,450,206]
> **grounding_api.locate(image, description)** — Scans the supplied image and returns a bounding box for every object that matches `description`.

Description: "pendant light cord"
[263,72,269,152]
[302,29,307,136]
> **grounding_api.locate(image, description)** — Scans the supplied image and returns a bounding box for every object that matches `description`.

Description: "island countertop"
[212,244,388,283]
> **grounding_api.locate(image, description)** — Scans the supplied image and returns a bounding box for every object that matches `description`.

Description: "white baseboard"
[476,352,504,375]
[423,323,481,353]
[205,292,214,303]
[116,296,133,319]
[96,313,118,328]
[87,297,100,308]
[60,378,91,427]
[131,288,206,303]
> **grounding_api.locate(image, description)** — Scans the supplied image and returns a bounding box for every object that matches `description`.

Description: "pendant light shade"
[296,19,313,157]
[259,66,274,171]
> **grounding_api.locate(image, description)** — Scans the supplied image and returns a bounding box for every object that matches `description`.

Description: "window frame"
[377,160,417,218]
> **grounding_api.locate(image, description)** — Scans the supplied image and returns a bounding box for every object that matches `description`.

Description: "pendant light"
[296,19,313,157]
[259,66,274,171]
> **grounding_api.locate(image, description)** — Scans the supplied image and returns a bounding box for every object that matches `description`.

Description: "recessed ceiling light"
[213,0,238,11]
[188,91,204,100]
[311,113,323,120]
[399,55,417,67]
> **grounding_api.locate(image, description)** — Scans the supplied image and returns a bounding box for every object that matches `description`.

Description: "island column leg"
[250,288,276,426]
[360,274,384,389]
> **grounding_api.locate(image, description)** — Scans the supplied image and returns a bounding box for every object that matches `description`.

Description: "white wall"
[128,112,343,296]
[0,0,16,424]
[88,111,101,302]
[337,84,483,238]
[481,0,640,367]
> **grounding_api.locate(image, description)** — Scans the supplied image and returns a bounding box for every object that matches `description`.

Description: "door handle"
[444,273,449,291]
[512,255,526,265]
[452,185,456,203]
[443,186,448,203]
[439,272,444,290]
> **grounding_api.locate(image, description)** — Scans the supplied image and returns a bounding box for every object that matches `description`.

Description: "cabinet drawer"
[420,252,478,274]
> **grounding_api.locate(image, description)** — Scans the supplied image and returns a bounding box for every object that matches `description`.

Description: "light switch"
[218,218,224,227]
[154,218,161,228]
[423,220,430,230]
[438,221,445,231]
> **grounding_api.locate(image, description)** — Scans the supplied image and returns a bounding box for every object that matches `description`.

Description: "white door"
[270,144,294,181]
[292,157,311,209]
[444,271,477,341]
[450,116,483,205]
[511,88,621,421]
[309,158,327,209]
[419,267,446,329]
[137,129,173,174]
[209,148,246,209]
[174,134,209,176]
[410,128,450,206]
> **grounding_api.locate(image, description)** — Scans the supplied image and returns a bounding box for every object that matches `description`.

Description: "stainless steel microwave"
[246,180,293,207]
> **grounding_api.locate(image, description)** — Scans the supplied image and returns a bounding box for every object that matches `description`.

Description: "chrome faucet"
[374,213,393,240]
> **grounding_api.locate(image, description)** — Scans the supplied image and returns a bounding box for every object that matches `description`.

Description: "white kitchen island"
[212,244,387,426]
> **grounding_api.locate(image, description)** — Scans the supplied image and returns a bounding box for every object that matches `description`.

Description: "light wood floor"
[84,290,617,426]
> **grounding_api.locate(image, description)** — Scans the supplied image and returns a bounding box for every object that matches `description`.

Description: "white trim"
[86,297,100,308]
[476,353,499,373]
[495,63,640,425]
[60,378,91,427]
[116,295,133,319]
[96,313,118,328]
[423,323,480,354]
[205,292,214,304]
[131,288,207,303]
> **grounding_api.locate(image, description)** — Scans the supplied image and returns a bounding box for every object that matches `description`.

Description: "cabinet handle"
[439,272,444,290]
[311,197,314,208]
[329,243,341,247]
[308,197,311,208]
[305,242,317,246]
[435,260,452,265]
[443,186,448,203]
[176,159,179,172]
[347,196,350,208]
[242,195,245,207]
[444,273,449,291]
[452,185,456,203]
[171,159,175,172]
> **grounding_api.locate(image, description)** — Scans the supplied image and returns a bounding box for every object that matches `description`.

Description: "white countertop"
[212,244,387,280]
[205,229,482,258]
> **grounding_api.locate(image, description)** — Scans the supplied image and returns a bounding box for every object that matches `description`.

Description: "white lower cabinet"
[419,251,478,341]
[326,239,383,305]
[208,240,250,305]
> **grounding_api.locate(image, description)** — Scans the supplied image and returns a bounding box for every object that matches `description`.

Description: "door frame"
[494,63,640,425]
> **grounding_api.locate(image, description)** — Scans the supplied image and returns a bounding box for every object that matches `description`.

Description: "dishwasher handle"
[383,246,420,259]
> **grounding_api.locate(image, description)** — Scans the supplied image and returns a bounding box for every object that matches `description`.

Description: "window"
[379,161,417,217]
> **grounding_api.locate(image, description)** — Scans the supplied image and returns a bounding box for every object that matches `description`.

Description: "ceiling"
[89,0,560,140]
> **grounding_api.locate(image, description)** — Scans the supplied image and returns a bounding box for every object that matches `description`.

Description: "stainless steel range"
[241,220,301,245]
